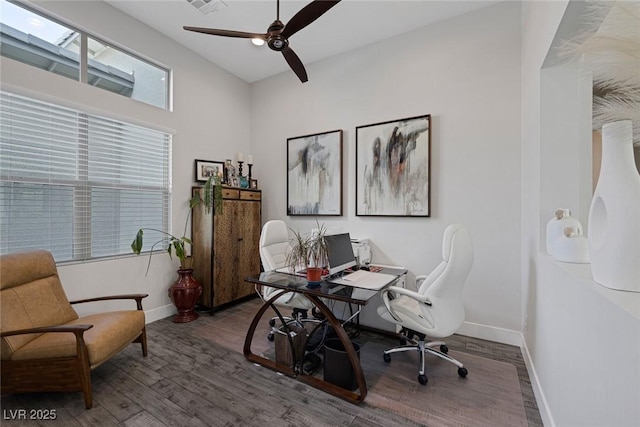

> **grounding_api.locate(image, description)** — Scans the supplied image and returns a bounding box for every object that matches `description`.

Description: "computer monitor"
[325,233,356,276]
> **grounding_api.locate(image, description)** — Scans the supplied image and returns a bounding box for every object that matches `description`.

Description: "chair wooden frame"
[1,294,148,409]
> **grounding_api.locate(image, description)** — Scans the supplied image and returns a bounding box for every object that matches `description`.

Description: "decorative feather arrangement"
[561,1,640,146]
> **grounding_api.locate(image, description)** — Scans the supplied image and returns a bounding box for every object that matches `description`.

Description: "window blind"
[0,91,171,262]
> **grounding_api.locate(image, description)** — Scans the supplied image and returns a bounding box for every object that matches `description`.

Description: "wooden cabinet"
[191,186,261,310]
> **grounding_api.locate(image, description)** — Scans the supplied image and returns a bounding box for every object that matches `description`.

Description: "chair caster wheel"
[440,344,448,354]
[418,374,428,385]
[269,319,276,327]
[267,333,275,342]
[458,367,468,377]
[383,353,391,363]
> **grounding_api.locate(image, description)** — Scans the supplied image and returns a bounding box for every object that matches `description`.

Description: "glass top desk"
[243,267,406,404]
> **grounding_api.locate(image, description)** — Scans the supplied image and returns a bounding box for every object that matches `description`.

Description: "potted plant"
[131,175,222,322]
[286,222,330,285]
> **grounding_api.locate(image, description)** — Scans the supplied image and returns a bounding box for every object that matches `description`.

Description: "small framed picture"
[194,159,225,183]
[232,178,239,187]
[250,179,258,189]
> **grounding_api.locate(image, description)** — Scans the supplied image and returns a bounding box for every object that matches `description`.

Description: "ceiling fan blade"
[280,0,341,39]
[282,46,308,83]
[183,26,267,40]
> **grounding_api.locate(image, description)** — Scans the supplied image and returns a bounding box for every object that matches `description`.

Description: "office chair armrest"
[261,284,296,304]
[415,275,428,290]
[255,284,265,301]
[384,286,432,304]
[381,286,401,322]
[381,286,433,322]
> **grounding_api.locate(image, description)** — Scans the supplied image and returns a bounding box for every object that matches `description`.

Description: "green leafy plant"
[192,174,223,215]
[131,175,222,274]
[285,221,330,271]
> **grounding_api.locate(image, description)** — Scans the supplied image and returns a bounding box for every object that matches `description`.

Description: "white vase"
[546,209,583,256]
[552,226,590,264]
[588,120,640,292]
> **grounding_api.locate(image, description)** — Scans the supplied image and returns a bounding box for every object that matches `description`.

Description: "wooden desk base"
[243,290,367,404]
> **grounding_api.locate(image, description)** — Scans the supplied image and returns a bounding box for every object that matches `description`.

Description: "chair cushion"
[377,295,435,334]
[8,310,145,368]
[1,276,79,360]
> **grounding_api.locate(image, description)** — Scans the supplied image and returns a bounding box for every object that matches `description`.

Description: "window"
[0,91,172,262]
[0,0,169,109]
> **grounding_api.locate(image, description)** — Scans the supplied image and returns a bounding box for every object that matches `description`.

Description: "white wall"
[250,2,523,339]
[5,2,638,425]
[521,2,640,426]
[0,0,252,321]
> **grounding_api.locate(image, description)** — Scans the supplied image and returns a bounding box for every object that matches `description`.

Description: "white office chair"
[259,220,317,341]
[377,224,473,385]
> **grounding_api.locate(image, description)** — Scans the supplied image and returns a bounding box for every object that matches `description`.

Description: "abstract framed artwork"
[356,114,431,217]
[194,159,225,183]
[287,129,343,216]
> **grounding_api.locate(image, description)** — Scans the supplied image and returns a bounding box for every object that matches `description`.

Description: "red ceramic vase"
[168,268,202,323]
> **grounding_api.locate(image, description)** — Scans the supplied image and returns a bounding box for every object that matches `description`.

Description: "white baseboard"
[459,321,555,427]
[458,321,522,346]
[145,304,175,324]
[520,335,555,427]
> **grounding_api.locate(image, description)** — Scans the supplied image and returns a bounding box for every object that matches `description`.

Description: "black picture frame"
[194,159,225,183]
[356,114,431,217]
[287,129,343,216]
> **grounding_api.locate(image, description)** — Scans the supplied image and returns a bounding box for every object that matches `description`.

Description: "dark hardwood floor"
[1,297,542,426]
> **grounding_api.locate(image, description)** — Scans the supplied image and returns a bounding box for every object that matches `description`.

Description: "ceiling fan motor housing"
[267,20,288,51]
[268,35,288,51]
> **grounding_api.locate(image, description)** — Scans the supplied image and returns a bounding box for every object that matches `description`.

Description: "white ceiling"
[105,0,500,83]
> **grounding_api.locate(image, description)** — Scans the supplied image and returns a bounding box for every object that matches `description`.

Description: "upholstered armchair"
[0,250,148,408]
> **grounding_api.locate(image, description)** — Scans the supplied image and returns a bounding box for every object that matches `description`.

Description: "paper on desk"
[329,270,397,290]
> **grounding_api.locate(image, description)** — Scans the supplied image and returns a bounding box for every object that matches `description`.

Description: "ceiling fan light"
[251,38,265,47]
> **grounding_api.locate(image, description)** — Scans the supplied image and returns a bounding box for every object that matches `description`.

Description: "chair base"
[383,329,468,385]
[267,308,322,341]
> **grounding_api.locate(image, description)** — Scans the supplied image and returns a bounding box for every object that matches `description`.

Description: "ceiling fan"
[184,0,341,83]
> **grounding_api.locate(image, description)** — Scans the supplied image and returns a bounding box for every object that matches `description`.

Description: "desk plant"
[130,174,222,322]
[286,221,330,284]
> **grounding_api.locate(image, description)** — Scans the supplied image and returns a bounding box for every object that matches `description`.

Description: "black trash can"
[323,338,361,390]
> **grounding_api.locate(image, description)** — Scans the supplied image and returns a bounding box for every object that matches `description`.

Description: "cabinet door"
[235,200,261,301]
[212,199,238,307]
